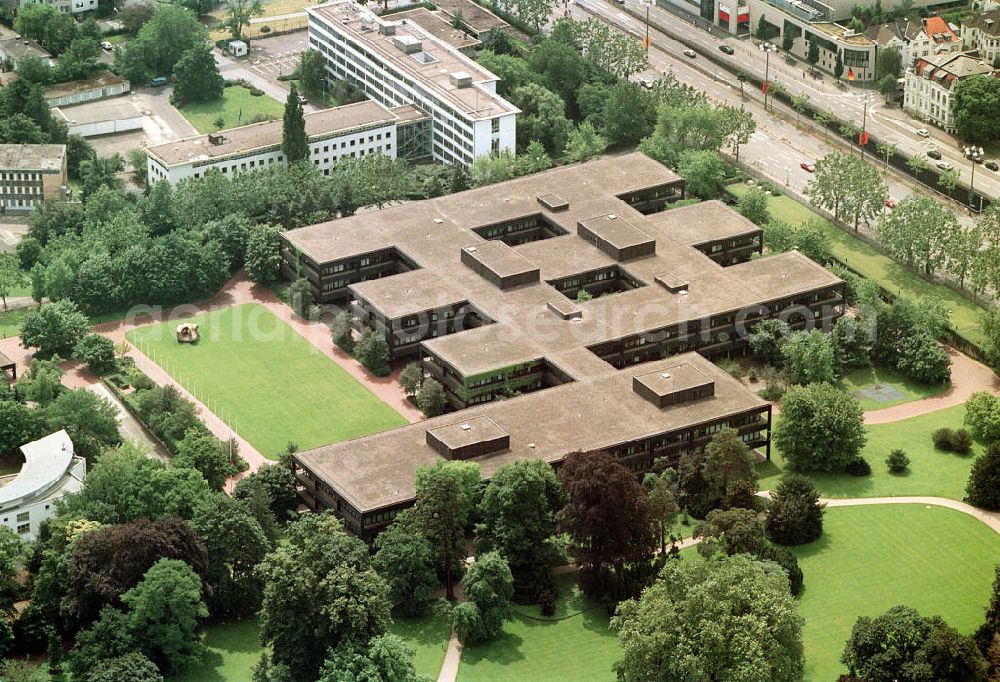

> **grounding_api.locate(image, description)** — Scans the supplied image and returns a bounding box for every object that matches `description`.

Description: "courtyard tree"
[355,329,391,376]
[191,494,271,618]
[764,219,796,257]
[122,558,208,674]
[563,121,608,163]
[765,474,825,545]
[398,362,423,398]
[234,462,299,522]
[677,149,726,199]
[319,634,426,682]
[966,442,1000,510]
[172,45,223,104]
[780,329,837,385]
[452,551,514,643]
[515,140,553,175]
[510,83,573,155]
[20,299,90,357]
[297,50,326,99]
[477,460,565,601]
[415,378,446,416]
[702,428,757,507]
[330,311,355,354]
[224,0,262,41]
[737,186,770,226]
[73,333,116,375]
[612,554,804,681]
[257,514,391,681]
[773,382,866,472]
[44,388,121,462]
[282,85,309,164]
[878,195,959,275]
[79,154,125,200]
[644,469,680,557]
[953,74,1000,143]
[748,318,791,365]
[0,255,25,311]
[244,225,283,284]
[173,427,237,492]
[372,511,438,617]
[842,605,987,682]
[412,462,474,601]
[557,450,656,599]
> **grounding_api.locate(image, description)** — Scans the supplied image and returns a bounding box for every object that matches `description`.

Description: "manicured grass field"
[0,307,28,338]
[174,618,262,681]
[790,505,1000,680]
[457,573,620,681]
[388,604,453,679]
[757,404,980,500]
[841,365,948,411]
[126,303,407,457]
[178,86,285,134]
[726,183,988,346]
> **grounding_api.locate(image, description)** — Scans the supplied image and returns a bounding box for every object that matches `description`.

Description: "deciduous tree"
[172,45,223,103]
[453,551,513,643]
[765,474,824,545]
[953,74,1000,143]
[781,329,837,385]
[319,634,428,682]
[773,382,866,472]
[877,195,959,275]
[612,554,804,681]
[372,511,438,617]
[20,299,90,357]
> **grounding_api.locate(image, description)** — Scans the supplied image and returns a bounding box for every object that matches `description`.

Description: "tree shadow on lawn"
[461,630,528,666]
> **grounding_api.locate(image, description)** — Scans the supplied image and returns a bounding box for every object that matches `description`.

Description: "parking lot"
[244,32,310,84]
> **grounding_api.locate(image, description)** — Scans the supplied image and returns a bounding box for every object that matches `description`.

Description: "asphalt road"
[578,0,1000,201]
[569,0,975,231]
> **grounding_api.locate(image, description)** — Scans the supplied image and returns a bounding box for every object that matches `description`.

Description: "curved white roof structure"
[0,429,74,510]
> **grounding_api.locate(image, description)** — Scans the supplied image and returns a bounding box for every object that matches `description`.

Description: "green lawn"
[758,404,979,500]
[841,365,948,411]
[0,307,29,339]
[457,573,620,681]
[126,303,407,457]
[726,183,988,346]
[178,85,285,134]
[388,603,453,679]
[173,618,262,681]
[790,504,1000,680]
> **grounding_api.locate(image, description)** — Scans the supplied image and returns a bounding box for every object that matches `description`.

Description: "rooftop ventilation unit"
[392,34,422,54]
[207,133,225,145]
[449,71,472,88]
[379,22,397,35]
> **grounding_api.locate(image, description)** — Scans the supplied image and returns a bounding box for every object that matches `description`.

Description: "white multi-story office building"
[0,430,86,542]
[146,100,427,185]
[904,52,995,132]
[306,0,518,166]
[4,0,97,16]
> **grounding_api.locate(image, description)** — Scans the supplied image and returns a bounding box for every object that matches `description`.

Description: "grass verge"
[178,85,285,134]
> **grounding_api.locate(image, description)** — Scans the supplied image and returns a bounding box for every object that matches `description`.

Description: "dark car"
[719,44,735,55]
[927,149,942,160]
[986,161,999,172]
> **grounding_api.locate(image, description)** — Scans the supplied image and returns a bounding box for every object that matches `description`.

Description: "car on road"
[100,41,113,52]
[927,149,942,160]
[800,162,815,173]
[297,95,308,105]
[683,49,696,58]
[884,198,897,209]
[916,129,930,138]
[149,76,168,87]
[639,78,655,89]
[719,44,734,55]
[937,161,954,171]
[987,161,999,172]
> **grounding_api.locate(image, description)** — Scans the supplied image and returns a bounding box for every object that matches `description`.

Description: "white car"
[683,49,696,58]
[937,161,954,171]
[916,129,930,138]
[100,41,113,52]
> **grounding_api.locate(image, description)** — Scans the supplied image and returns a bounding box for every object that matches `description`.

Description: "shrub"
[952,429,974,455]
[538,588,556,617]
[759,385,785,401]
[886,449,910,473]
[933,428,956,450]
[845,458,871,477]
[966,442,1000,510]
[765,474,824,546]
[249,87,264,96]
[748,367,759,382]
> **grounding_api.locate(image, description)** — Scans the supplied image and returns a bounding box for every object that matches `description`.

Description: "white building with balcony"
[306,0,518,166]
[0,430,85,542]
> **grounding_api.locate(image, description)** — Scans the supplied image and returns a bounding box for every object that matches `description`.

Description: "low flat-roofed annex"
[294,352,768,514]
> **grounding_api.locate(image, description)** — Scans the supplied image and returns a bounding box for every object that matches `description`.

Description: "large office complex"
[306,0,518,166]
[0,430,86,542]
[0,144,68,212]
[146,101,427,184]
[284,153,845,538]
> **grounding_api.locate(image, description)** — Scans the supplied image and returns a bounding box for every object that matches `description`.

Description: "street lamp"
[964,145,985,212]
[760,41,777,111]
[644,0,654,55]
